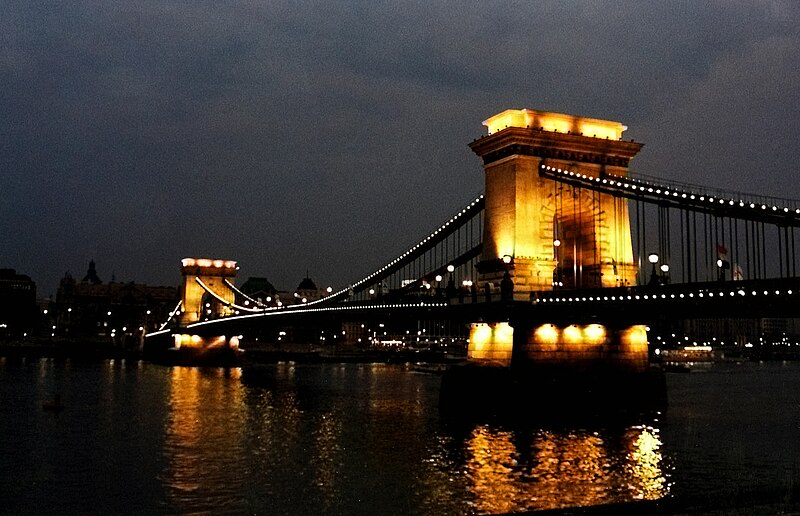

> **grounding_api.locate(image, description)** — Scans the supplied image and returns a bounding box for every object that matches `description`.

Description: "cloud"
[1,1,799,294]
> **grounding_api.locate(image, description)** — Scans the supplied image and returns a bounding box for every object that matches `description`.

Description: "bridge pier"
[463,317,649,372]
[442,317,664,417]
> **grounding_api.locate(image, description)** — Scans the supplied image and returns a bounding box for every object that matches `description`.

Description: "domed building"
[294,276,321,304]
[240,277,278,306]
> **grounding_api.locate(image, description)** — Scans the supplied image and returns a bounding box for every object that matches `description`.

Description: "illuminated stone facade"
[467,322,514,364]
[464,109,649,372]
[179,258,237,326]
[469,108,644,297]
[524,323,649,373]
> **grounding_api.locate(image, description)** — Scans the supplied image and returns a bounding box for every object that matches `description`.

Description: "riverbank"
[0,339,466,366]
[0,339,139,360]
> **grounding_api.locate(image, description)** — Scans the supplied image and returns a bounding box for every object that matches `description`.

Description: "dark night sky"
[2,1,800,296]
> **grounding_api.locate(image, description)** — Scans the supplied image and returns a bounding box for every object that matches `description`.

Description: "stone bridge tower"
[469,109,644,299]
[178,258,237,326]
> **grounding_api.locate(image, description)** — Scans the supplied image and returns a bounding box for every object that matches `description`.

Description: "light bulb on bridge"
[648,253,659,264]
[435,275,443,282]
[446,264,455,273]
[660,264,670,273]
[553,239,561,247]
[502,255,512,264]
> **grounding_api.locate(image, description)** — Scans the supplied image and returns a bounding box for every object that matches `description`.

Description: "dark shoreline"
[0,341,466,366]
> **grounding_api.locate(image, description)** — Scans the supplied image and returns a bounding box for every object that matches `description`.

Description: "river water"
[1,357,799,514]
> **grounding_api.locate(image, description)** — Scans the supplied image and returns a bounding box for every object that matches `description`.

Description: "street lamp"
[716,258,729,281]
[648,253,659,285]
[444,264,457,301]
[660,263,670,284]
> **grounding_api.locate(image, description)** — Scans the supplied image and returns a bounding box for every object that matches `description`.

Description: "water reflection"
[461,422,668,513]
[162,367,247,512]
[157,363,669,513]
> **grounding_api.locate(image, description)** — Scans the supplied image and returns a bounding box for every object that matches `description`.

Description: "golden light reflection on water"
[626,426,667,500]
[162,367,246,507]
[464,423,668,513]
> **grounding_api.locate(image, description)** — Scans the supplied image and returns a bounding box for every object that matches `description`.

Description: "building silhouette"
[0,268,37,339]
[55,261,179,345]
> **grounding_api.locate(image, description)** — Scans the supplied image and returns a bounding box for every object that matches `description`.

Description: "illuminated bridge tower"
[178,258,238,326]
[469,108,644,298]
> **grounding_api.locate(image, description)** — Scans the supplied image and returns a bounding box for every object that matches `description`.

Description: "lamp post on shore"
[648,253,659,286]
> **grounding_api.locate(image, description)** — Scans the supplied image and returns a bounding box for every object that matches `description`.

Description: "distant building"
[0,268,37,339]
[294,276,322,304]
[55,262,179,345]
[240,277,278,307]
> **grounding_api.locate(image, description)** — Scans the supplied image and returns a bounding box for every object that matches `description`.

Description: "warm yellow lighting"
[534,324,559,346]
[583,324,606,345]
[482,109,529,134]
[621,325,648,352]
[181,257,237,269]
[684,345,712,351]
[495,322,513,345]
[563,324,582,345]
[627,426,666,500]
[578,121,625,140]
[483,109,627,140]
[468,322,514,365]
[463,424,667,513]
[540,114,572,134]
[470,324,492,352]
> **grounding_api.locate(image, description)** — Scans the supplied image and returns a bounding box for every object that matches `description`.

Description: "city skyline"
[3,1,800,296]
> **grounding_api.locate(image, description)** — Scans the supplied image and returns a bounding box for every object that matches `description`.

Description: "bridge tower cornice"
[469,126,644,168]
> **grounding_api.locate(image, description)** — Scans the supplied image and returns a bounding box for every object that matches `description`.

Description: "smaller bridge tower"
[179,258,238,326]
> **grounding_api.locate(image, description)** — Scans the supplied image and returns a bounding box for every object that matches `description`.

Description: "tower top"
[180,258,238,278]
[483,108,627,140]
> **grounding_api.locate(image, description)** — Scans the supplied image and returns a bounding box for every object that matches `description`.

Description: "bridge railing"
[624,170,800,211]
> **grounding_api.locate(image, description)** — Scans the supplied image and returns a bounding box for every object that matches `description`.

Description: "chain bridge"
[144,108,800,408]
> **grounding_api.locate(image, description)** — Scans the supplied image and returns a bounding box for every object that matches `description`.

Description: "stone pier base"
[444,320,665,418]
